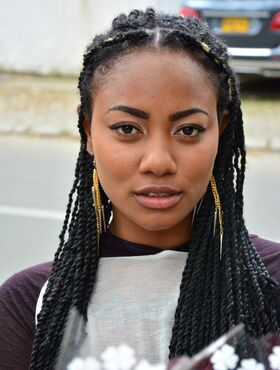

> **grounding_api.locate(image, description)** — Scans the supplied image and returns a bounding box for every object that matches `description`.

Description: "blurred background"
[0,0,280,284]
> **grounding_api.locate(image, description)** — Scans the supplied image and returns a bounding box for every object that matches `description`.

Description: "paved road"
[0,136,279,284]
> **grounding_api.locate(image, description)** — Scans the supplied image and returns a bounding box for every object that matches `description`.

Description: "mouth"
[133,186,182,210]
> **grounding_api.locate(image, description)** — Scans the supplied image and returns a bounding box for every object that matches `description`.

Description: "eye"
[175,125,205,137]
[109,123,142,136]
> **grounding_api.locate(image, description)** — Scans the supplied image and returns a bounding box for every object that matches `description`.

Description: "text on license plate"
[221,18,250,33]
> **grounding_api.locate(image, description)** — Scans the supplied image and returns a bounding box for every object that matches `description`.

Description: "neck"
[109,215,192,249]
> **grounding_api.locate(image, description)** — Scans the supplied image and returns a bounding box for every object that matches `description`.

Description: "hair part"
[30,8,280,369]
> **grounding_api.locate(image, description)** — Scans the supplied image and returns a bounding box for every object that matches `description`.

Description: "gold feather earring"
[92,160,106,256]
[210,176,224,261]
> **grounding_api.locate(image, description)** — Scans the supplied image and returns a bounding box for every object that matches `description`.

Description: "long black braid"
[30,8,280,369]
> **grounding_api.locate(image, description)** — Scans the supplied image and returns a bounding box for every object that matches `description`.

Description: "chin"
[135,215,184,232]
[140,224,174,232]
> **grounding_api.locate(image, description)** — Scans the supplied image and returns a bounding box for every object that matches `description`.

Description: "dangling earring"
[210,176,224,261]
[192,194,205,226]
[92,160,107,256]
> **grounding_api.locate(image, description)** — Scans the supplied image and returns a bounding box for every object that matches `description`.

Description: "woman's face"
[84,49,228,247]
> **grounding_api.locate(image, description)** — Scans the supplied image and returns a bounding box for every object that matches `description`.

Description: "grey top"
[1,234,280,369]
[73,251,187,364]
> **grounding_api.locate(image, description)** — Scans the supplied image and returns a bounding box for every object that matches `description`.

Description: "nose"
[138,138,177,176]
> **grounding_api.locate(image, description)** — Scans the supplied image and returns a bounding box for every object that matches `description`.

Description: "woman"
[1,8,280,370]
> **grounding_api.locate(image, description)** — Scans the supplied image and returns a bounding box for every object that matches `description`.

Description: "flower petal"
[226,353,239,369]
[84,357,102,370]
[211,350,223,364]
[67,358,86,370]
[274,347,280,356]
[269,353,280,370]
[135,360,166,370]
[222,345,235,357]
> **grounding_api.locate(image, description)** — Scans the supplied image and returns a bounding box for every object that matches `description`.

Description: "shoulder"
[0,261,53,326]
[0,261,53,310]
[250,234,280,283]
[0,262,52,370]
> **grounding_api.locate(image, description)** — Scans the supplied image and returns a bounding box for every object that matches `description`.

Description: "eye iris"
[122,125,134,134]
[182,127,195,136]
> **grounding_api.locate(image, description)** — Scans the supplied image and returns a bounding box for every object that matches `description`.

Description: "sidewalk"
[1,73,280,150]
[0,73,79,138]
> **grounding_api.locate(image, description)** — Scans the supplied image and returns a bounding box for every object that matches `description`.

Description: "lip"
[133,185,182,210]
[134,185,181,195]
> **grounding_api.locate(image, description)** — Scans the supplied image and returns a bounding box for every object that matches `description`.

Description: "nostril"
[139,152,177,176]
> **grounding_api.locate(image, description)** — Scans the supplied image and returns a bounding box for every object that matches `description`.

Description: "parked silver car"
[179,0,280,77]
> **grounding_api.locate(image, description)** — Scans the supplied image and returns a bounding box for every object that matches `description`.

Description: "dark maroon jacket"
[0,233,280,370]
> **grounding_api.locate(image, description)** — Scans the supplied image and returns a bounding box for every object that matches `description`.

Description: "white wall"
[0,0,177,76]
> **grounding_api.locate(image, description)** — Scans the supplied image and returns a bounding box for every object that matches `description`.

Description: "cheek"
[91,134,139,199]
[183,129,219,195]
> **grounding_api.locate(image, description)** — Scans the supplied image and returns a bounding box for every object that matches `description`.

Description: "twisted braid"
[30,8,280,369]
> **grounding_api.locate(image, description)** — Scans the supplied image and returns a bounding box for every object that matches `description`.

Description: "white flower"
[101,344,137,370]
[67,357,101,370]
[237,358,264,370]
[135,359,166,370]
[210,344,239,370]
[269,346,280,370]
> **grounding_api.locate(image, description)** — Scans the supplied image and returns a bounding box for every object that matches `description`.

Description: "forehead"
[92,49,218,109]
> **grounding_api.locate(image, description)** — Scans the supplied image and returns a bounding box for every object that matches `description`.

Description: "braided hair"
[30,8,280,369]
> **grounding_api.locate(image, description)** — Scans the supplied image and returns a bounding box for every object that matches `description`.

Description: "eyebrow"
[170,108,209,121]
[107,105,209,121]
[107,105,149,120]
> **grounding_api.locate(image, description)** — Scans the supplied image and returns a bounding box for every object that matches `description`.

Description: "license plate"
[221,18,250,33]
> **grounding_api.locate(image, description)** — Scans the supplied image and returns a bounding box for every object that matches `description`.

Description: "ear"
[219,109,230,137]
[78,104,94,156]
